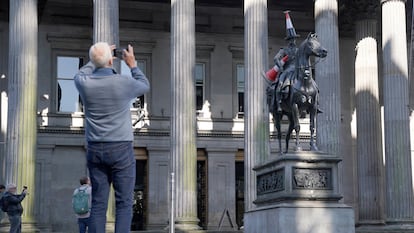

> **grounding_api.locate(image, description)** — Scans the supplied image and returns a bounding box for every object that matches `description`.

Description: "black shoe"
[317,108,323,114]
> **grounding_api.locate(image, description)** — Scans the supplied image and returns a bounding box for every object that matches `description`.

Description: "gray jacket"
[74,62,150,142]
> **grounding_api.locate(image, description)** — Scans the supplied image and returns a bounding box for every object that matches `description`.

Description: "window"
[56,56,148,113]
[120,59,147,108]
[195,63,206,111]
[56,56,84,112]
[236,64,245,117]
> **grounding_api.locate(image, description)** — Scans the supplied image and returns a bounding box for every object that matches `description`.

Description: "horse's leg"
[309,105,319,151]
[269,84,284,154]
[285,113,295,153]
[275,113,283,154]
[291,103,302,151]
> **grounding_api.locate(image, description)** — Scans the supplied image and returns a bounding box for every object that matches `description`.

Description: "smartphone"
[113,48,124,59]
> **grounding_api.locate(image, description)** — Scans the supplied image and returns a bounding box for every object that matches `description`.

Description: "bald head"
[89,42,113,68]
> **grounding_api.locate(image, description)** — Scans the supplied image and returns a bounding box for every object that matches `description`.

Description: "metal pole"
[170,172,175,233]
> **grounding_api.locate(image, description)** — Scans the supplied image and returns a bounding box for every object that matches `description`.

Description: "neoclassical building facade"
[0,0,413,232]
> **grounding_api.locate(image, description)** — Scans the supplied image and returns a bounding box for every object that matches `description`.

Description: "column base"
[105,222,115,232]
[173,218,201,232]
[175,223,202,232]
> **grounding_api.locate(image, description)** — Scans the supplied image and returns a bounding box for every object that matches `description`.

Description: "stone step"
[356,225,414,233]
[131,231,243,233]
[357,231,414,233]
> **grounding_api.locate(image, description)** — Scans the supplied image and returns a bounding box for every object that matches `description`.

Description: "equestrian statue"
[266,11,327,154]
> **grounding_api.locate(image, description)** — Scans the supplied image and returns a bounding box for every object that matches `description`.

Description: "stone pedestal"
[244,204,354,233]
[244,152,355,233]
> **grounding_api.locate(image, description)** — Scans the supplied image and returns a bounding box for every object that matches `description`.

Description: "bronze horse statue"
[268,33,327,154]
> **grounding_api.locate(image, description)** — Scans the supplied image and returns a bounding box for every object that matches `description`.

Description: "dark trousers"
[78,217,90,233]
[8,214,21,233]
[87,141,136,233]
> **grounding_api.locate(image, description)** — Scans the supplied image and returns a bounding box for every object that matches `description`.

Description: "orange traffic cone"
[266,55,288,82]
[284,10,300,40]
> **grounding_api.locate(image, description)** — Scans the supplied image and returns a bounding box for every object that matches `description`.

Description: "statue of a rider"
[274,11,300,113]
[269,11,322,114]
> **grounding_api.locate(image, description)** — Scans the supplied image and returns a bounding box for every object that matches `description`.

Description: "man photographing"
[2,184,27,233]
[74,42,150,233]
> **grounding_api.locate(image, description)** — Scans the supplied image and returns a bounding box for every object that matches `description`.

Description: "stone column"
[243,0,269,212]
[381,0,414,223]
[6,0,38,226]
[92,0,120,224]
[170,0,199,230]
[93,0,120,71]
[355,17,385,224]
[314,0,341,155]
[93,0,119,45]
[0,28,6,183]
[410,0,414,108]
[410,0,414,216]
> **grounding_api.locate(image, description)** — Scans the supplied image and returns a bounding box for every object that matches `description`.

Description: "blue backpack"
[72,187,90,215]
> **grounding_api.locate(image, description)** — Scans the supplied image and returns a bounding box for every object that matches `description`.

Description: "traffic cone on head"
[266,55,289,82]
[284,10,300,40]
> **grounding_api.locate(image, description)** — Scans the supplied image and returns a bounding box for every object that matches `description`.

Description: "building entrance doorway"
[131,148,148,231]
[197,149,207,229]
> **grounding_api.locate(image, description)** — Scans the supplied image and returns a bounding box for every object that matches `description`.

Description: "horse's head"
[304,33,327,58]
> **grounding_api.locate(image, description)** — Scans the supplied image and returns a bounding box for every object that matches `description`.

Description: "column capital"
[338,0,380,37]
[352,0,380,20]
